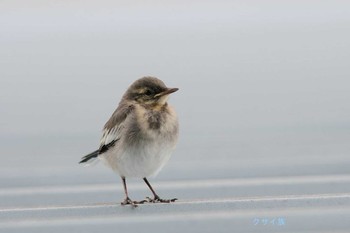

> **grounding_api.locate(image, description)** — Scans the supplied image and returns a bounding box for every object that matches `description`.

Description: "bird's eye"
[145,89,153,96]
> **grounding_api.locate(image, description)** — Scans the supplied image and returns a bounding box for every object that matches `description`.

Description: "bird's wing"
[98,102,134,154]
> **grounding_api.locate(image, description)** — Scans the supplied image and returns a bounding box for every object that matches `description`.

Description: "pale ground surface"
[1,132,350,232]
[1,1,350,232]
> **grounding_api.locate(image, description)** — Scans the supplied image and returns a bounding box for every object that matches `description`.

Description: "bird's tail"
[79,150,99,164]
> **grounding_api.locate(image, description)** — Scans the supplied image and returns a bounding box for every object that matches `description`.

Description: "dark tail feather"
[79,150,99,164]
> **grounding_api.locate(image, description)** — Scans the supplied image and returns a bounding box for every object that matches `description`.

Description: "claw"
[121,197,146,207]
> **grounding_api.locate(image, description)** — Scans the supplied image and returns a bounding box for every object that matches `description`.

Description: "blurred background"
[0,0,350,205]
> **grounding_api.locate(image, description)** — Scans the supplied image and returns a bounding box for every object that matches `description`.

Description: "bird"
[79,77,179,207]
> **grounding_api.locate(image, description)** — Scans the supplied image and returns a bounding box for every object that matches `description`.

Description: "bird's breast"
[134,104,179,141]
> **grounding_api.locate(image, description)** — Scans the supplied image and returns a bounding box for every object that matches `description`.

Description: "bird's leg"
[143,177,177,203]
[120,177,146,207]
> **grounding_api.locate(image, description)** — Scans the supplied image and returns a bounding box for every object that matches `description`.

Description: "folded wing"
[79,103,134,164]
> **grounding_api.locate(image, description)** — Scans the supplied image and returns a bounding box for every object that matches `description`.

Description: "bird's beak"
[154,88,179,98]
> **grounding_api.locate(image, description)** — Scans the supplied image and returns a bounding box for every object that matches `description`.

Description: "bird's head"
[124,77,178,107]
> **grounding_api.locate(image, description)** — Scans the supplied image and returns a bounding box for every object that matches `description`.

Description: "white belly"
[101,138,175,178]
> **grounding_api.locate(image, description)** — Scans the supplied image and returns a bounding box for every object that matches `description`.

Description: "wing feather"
[98,103,134,153]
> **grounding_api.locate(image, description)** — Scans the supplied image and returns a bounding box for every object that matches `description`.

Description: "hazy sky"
[1,0,350,139]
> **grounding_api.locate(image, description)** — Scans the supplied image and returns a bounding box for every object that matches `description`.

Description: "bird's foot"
[145,195,177,203]
[121,197,147,207]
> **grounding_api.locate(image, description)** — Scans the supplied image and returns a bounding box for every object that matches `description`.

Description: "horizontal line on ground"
[1,204,350,229]
[1,174,350,196]
[1,192,350,213]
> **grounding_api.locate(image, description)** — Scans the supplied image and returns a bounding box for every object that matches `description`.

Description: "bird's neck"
[143,102,168,112]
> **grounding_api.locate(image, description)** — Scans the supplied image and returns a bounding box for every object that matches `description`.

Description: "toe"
[148,196,177,203]
[121,198,139,207]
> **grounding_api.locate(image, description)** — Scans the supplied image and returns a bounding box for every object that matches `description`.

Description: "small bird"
[79,77,179,207]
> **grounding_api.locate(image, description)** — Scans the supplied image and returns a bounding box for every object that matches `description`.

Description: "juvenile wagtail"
[79,77,179,206]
